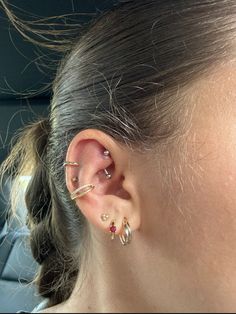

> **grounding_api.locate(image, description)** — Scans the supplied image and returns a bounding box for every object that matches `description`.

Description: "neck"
[58,229,209,313]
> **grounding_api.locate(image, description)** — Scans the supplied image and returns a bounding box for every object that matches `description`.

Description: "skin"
[41,61,236,313]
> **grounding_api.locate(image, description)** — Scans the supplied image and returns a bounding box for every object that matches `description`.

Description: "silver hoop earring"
[119,217,132,246]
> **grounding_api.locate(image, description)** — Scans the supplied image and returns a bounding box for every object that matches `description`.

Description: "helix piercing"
[63,161,80,167]
[72,177,78,183]
[101,213,109,222]
[70,184,95,200]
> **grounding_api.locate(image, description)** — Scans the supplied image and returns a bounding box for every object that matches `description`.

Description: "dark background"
[0,0,119,162]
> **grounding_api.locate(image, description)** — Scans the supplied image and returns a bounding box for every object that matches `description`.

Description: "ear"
[64,129,141,238]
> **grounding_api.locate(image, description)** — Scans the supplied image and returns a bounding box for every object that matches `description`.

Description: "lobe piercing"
[109,220,117,240]
[101,213,109,222]
[119,217,132,246]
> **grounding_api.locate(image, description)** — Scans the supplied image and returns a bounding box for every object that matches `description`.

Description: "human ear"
[64,129,141,239]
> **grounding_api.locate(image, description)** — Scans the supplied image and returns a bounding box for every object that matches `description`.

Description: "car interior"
[0,1,118,312]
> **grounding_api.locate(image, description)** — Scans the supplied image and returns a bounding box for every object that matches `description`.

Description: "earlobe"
[64,129,141,244]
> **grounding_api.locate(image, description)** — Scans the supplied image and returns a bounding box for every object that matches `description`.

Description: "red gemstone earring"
[109,220,117,240]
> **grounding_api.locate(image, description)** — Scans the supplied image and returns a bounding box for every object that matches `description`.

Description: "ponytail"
[0,118,79,306]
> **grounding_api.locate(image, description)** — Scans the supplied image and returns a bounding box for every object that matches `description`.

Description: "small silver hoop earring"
[119,218,132,246]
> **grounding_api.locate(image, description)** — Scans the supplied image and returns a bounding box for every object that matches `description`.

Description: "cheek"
[148,128,236,274]
[166,132,236,276]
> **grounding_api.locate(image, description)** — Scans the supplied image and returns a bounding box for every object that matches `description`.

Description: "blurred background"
[0,1,119,312]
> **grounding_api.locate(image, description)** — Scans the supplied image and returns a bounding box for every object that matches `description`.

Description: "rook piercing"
[101,213,109,222]
[103,150,110,157]
[72,177,78,183]
[70,184,95,200]
[104,168,112,179]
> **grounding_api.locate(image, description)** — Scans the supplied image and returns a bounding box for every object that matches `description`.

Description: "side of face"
[138,61,236,305]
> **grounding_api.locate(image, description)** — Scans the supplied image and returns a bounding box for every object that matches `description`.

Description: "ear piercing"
[109,220,117,240]
[103,150,112,179]
[119,217,132,246]
[65,148,111,200]
[103,150,110,157]
[107,217,132,245]
[63,161,80,167]
[104,169,112,179]
[64,150,112,179]
[70,184,95,200]
[101,213,109,221]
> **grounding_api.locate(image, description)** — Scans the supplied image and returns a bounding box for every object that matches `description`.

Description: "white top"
[31,299,49,313]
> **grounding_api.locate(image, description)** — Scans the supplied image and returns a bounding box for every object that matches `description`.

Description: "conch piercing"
[70,184,95,200]
[119,217,132,246]
[72,177,78,183]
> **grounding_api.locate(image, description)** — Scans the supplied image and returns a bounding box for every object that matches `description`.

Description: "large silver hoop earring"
[119,217,132,246]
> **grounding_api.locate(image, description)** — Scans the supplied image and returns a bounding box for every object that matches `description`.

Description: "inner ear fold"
[64,129,141,234]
